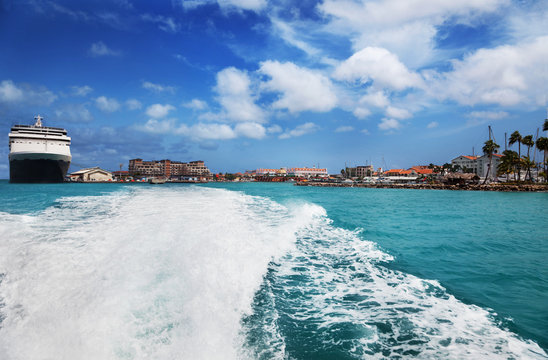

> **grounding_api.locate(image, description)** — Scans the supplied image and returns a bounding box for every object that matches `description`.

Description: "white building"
[70,167,113,182]
[451,154,502,180]
[287,167,328,178]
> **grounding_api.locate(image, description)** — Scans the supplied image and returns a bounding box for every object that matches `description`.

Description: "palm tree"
[536,137,548,182]
[522,135,534,181]
[544,119,548,132]
[482,139,500,184]
[521,156,536,182]
[497,150,518,181]
[508,131,522,181]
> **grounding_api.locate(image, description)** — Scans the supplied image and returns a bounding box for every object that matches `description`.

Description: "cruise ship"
[9,115,72,183]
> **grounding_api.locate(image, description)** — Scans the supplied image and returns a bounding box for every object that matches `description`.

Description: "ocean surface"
[0,181,546,359]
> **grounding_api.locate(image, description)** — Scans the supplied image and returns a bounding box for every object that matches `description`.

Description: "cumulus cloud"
[385,106,412,119]
[353,107,372,119]
[267,124,282,133]
[183,98,208,110]
[334,47,423,90]
[425,36,548,106]
[142,81,176,93]
[259,61,337,113]
[378,118,401,131]
[335,125,354,132]
[177,123,237,140]
[319,0,506,67]
[55,104,93,122]
[427,121,439,129]
[215,67,265,123]
[0,80,24,102]
[126,99,142,110]
[0,80,57,105]
[146,104,175,118]
[88,41,120,57]
[71,85,93,96]
[95,96,120,112]
[359,90,390,108]
[136,118,177,134]
[361,129,371,135]
[279,122,319,139]
[234,122,266,139]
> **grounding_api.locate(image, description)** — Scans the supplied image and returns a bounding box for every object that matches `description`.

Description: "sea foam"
[0,186,308,360]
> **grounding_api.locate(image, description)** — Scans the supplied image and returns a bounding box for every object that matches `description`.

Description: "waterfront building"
[287,167,328,177]
[129,158,211,179]
[451,156,479,174]
[451,155,502,179]
[255,168,287,176]
[69,167,113,182]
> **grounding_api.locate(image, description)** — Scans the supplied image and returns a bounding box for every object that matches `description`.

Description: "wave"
[0,186,545,360]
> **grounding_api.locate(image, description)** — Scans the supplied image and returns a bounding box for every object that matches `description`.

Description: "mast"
[34,115,43,127]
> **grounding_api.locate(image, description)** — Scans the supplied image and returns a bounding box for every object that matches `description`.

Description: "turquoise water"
[0,181,546,359]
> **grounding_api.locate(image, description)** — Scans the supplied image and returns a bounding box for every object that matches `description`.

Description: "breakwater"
[295,182,548,192]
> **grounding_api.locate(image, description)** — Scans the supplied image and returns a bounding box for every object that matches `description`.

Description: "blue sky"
[1,0,547,175]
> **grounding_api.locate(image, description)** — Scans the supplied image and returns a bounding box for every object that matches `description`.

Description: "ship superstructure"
[9,115,72,183]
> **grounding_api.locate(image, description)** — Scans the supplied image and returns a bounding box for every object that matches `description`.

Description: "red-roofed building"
[451,153,502,180]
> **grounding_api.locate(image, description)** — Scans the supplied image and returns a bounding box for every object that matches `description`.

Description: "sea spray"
[0,186,314,360]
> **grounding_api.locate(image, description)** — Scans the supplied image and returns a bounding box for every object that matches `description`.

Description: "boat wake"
[0,186,545,359]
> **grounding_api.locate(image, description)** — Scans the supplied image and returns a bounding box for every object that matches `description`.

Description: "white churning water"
[0,186,545,360]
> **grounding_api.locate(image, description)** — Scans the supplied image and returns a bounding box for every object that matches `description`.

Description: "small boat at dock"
[148,177,167,184]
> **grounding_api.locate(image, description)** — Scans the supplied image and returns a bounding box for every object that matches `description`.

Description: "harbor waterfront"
[0,181,546,359]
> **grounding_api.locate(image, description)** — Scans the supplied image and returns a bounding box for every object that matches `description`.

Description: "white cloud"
[88,41,120,57]
[183,98,208,110]
[71,85,93,96]
[55,104,93,122]
[335,126,354,132]
[427,121,439,129]
[334,47,423,91]
[235,122,266,139]
[468,111,509,120]
[0,80,24,102]
[319,0,506,67]
[279,122,319,139]
[95,96,120,112]
[378,118,401,131]
[353,107,372,119]
[426,36,548,106]
[180,0,267,12]
[142,81,176,93]
[141,14,180,33]
[177,123,237,140]
[0,80,56,105]
[259,61,337,113]
[267,124,282,133]
[146,104,175,118]
[215,67,266,123]
[137,118,177,134]
[270,18,320,57]
[361,128,371,135]
[126,99,142,110]
[385,106,412,119]
[359,90,390,108]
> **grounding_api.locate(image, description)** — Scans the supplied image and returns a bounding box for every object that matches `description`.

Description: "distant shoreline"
[294,182,548,192]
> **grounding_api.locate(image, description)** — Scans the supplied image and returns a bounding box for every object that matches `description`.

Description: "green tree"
[497,150,518,181]
[536,137,548,182]
[522,135,534,181]
[482,139,500,184]
[544,119,548,132]
[508,131,522,181]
